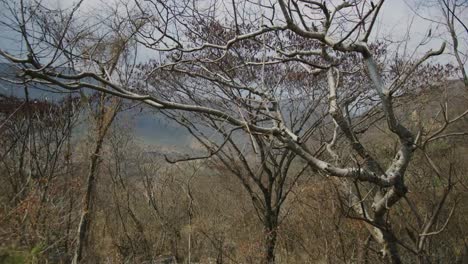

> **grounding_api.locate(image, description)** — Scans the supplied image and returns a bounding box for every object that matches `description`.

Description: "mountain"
[0,63,192,148]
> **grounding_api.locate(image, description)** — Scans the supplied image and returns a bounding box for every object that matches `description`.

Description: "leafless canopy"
[1,0,466,263]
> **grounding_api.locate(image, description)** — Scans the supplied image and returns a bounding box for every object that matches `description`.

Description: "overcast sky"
[0,0,466,67]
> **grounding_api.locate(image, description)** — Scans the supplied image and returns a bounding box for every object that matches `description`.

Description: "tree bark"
[381,229,402,264]
[264,228,277,264]
[72,95,118,264]
[71,137,106,264]
[263,213,278,264]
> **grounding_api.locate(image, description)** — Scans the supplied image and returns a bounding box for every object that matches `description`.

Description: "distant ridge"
[0,63,192,148]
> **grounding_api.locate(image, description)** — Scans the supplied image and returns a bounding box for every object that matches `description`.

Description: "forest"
[0,0,467,263]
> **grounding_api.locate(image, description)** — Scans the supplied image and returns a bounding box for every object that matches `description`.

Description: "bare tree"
[439,0,467,87]
[0,90,81,261]
[1,0,467,263]
[410,0,467,87]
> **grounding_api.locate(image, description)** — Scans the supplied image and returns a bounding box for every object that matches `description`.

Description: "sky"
[0,0,465,64]
[0,0,465,147]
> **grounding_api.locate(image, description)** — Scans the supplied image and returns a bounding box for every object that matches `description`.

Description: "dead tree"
[1,0,467,263]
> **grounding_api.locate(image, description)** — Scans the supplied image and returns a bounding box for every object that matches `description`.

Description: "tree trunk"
[264,214,278,264]
[71,140,105,264]
[380,228,402,264]
[72,95,118,264]
[264,227,277,264]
